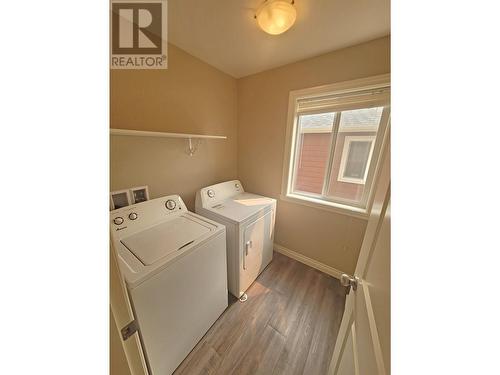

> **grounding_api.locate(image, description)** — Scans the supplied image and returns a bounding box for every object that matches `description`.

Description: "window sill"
[280,193,369,220]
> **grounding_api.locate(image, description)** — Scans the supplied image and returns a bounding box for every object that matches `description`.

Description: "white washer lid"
[121,216,211,265]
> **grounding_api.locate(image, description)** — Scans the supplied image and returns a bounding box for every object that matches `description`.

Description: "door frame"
[110,240,149,375]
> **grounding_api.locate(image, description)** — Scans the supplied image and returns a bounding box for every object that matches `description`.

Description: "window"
[338,136,376,185]
[282,75,390,217]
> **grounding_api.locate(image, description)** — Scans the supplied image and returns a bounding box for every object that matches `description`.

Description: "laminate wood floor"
[173,252,347,375]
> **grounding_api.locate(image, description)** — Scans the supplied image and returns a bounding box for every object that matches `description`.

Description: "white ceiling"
[168,0,390,78]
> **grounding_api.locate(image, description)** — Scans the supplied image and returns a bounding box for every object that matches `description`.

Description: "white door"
[329,134,390,375]
[110,241,149,375]
[241,210,273,294]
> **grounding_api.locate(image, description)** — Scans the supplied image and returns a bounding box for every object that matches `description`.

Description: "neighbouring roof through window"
[299,107,384,133]
[299,112,335,132]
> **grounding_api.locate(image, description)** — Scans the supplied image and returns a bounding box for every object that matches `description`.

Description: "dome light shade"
[256,0,297,35]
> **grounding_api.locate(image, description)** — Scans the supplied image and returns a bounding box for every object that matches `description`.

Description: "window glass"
[326,106,385,203]
[292,112,335,195]
[339,107,383,132]
[291,107,386,203]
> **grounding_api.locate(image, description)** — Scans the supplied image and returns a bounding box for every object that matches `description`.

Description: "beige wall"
[110,44,238,210]
[237,36,390,273]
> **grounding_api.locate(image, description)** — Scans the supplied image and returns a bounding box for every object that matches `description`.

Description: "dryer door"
[240,210,274,294]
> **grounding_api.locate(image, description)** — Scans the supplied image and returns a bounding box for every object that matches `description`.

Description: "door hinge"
[340,274,359,292]
[121,320,139,341]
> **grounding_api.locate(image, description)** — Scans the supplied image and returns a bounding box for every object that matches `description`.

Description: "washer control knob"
[128,212,138,220]
[207,189,215,198]
[235,183,240,189]
[113,217,124,225]
[165,199,177,210]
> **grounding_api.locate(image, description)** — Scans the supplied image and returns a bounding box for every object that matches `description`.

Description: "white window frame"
[337,135,376,185]
[280,74,390,219]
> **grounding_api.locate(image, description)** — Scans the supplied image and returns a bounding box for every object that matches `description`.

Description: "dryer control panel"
[195,180,244,209]
[110,195,187,238]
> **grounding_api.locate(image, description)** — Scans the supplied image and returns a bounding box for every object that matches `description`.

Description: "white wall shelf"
[110,128,227,156]
[110,128,226,140]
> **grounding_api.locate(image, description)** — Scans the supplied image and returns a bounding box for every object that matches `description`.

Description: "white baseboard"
[273,243,345,280]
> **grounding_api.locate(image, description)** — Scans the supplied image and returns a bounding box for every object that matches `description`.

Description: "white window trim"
[280,74,390,219]
[337,135,376,185]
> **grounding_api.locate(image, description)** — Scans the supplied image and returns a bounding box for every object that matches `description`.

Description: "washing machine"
[195,180,276,300]
[110,195,228,375]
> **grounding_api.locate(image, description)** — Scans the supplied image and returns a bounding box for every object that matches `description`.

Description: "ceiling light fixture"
[255,0,297,35]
